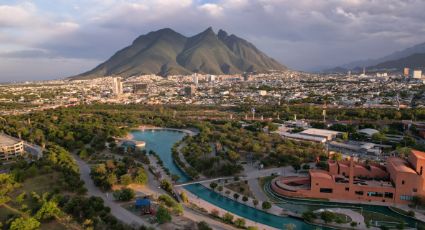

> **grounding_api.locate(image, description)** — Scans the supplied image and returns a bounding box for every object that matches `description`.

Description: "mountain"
[71,27,286,79]
[368,53,425,70]
[324,42,425,73]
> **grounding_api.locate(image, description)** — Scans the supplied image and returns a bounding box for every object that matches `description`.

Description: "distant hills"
[71,27,286,79]
[324,42,425,73]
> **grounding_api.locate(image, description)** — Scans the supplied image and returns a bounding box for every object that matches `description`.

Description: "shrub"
[209,182,218,190]
[156,205,172,224]
[197,221,212,230]
[180,191,188,203]
[233,193,240,200]
[234,218,246,227]
[112,188,135,201]
[262,201,272,210]
[302,211,316,222]
[350,222,358,227]
[242,196,248,202]
[222,212,234,223]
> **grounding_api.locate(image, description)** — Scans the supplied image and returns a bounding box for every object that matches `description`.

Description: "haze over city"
[1,0,425,81]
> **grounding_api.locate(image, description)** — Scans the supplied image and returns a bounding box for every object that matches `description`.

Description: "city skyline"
[1,0,425,81]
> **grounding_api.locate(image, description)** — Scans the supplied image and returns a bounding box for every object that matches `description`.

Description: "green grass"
[0,205,19,222]
[17,172,60,195]
[362,210,403,224]
[333,213,352,224]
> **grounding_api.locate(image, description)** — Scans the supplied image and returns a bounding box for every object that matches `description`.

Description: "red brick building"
[271,149,425,204]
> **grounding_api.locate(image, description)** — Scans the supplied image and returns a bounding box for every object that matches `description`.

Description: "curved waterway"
[131,129,319,229]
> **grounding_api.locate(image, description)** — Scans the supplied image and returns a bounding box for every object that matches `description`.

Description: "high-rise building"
[403,67,410,77]
[413,70,422,79]
[193,74,199,86]
[112,77,123,96]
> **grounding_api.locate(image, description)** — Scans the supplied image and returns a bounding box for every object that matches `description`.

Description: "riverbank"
[126,125,197,140]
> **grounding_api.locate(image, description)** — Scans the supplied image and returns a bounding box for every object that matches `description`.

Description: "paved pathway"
[180,186,278,230]
[72,154,152,228]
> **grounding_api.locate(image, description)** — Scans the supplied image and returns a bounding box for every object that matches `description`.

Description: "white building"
[413,70,422,79]
[112,77,123,95]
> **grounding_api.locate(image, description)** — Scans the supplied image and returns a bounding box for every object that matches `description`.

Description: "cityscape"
[1,1,425,230]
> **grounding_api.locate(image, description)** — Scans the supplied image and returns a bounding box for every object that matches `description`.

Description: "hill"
[324,42,425,73]
[368,53,425,70]
[71,27,286,79]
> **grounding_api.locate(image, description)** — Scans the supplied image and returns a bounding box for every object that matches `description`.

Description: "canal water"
[131,129,319,229]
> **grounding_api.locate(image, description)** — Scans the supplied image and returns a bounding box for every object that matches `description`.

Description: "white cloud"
[198,3,223,17]
[2,0,425,80]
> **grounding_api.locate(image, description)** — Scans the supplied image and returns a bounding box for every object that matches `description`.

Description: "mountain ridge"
[71,27,286,79]
[324,42,425,73]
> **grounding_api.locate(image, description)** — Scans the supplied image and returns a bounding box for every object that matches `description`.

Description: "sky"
[1,0,425,81]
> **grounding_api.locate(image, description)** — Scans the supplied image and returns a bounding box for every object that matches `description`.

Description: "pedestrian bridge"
[174,176,237,187]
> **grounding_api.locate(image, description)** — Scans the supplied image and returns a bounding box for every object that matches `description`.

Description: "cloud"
[1,0,425,80]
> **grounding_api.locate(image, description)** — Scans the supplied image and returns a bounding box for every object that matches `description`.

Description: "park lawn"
[40,220,71,230]
[225,181,255,198]
[333,212,352,224]
[18,172,61,195]
[362,210,403,224]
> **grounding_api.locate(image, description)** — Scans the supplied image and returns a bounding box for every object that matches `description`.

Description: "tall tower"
[112,77,123,96]
[322,102,327,123]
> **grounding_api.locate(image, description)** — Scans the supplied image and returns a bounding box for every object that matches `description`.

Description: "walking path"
[72,154,152,228]
[313,208,369,229]
[97,152,251,230]
[178,186,278,230]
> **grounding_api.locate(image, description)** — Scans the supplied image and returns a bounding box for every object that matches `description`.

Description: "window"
[384,192,393,198]
[402,180,405,185]
[413,188,418,193]
[400,195,413,201]
[420,166,423,175]
[320,188,333,193]
[355,191,364,195]
[345,187,349,191]
[367,192,383,197]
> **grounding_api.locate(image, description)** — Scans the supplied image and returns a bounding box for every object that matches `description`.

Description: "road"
[74,152,244,230]
[72,154,151,228]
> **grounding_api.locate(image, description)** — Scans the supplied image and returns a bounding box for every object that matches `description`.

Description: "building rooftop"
[411,149,425,160]
[387,157,416,174]
[310,169,333,180]
[358,128,379,136]
[0,134,22,147]
[301,128,340,137]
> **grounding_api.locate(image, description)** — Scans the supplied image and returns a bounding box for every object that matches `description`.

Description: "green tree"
[120,174,132,185]
[234,218,246,227]
[302,211,316,222]
[0,174,19,204]
[222,212,234,223]
[180,191,189,203]
[242,196,248,202]
[252,199,259,207]
[209,182,218,190]
[262,201,272,210]
[156,205,172,224]
[197,221,212,230]
[112,188,135,201]
[10,217,40,230]
[35,200,61,220]
[233,193,240,200]
[134,168,148,185]
[320,211,335,223]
